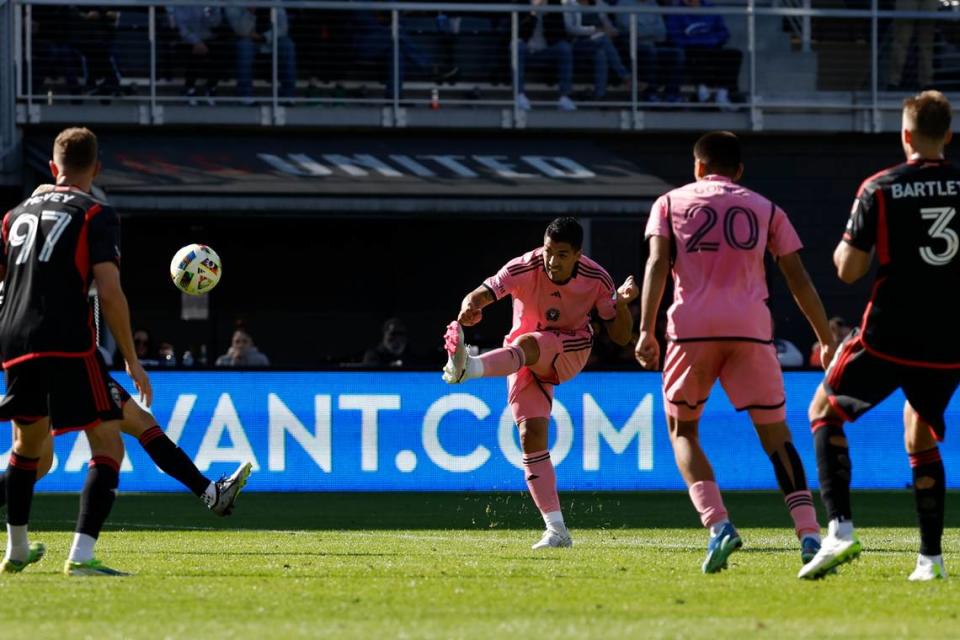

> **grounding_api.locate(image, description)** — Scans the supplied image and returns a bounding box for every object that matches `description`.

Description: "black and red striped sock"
[76,456,120,540]
[4,453,39,526]
[909,447,945,556]
[812,417,852,523]
[139,426,211,497]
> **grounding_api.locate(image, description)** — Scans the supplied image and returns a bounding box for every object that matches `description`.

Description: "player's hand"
[458,305,483,327]
[819,339,838,372]
[635,331,660,370]
[617,275,639,304]
[126,360,153,408]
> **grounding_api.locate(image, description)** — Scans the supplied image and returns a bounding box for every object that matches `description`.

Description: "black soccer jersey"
[844,158,960,367]
[0,186,120,367]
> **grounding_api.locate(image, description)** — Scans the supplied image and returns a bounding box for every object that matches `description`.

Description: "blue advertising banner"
[2,371,958,492]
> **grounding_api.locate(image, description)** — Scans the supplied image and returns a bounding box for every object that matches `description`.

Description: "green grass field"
[2,491,958,639]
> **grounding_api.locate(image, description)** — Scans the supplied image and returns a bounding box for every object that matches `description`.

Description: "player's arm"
[777,252,837,369]
[603,275,639,345]
[636,236,670,370]
[94,263,152,406]
[833,241,872,284]
[458,285,496,327]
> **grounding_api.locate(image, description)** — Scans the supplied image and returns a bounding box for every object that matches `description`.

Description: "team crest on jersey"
[546,308,560,322]
[109,383,123,408]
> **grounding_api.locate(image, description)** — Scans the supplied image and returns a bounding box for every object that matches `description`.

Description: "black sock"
[139,426,211,497]
[909,448,945,556]
[5,453,39,525]
[76,457,119,539]
[770,441,809,494]
[0,473,7,510]
[813,418,853,522]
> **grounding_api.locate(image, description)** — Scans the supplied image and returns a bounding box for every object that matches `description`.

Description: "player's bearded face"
[542,237,581,282]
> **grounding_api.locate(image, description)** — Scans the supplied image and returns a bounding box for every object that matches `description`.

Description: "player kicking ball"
[800,91,960,582]
[637,131,837,573]
[442,217,637,549]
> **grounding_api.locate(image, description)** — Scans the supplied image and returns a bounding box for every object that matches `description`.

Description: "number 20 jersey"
[0,186,120,368]
[645,175,804,343]
[845,158,960,367]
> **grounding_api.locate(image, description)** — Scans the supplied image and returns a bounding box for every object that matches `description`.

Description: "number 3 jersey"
[845,158,960,367]
[0,186,121,367]
[645,175,803,343]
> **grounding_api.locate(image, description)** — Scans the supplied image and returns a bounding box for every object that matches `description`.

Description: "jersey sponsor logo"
[890,180,960,199]
[546,308,561,322]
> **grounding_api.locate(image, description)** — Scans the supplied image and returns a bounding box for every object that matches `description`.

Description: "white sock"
[464,356,484,380]
[68,532,97,563]
[6,524,29,562]
[828,518,854,539]
[201,482,217,508]
[709,520,730,537]
[543,510,565,533]
[919,553,944,567]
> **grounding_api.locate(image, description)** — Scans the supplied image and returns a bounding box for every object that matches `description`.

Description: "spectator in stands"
[887,0,938,91]
[606,0,684,102]
[362,317,410,367]
[216,327,270,367]
[30,6,84,97]
[72,5,123,97]
[351,10,435,99]
[134,328,161,368]
[773,320,804,368]
[225,6,297,104]
[515,0,576,111]
[664,0,742,109]
[809,316,850,367]
[171,6,229,105]
[564,0,631,101]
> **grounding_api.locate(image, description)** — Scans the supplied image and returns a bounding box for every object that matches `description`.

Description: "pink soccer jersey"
[645,175,803,341]
[483,248,617,343]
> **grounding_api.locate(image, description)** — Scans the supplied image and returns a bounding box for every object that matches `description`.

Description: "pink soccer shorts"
[506,329,591,424]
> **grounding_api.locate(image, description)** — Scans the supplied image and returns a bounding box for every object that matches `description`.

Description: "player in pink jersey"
[637,132,837,573]
[442,217,638,549]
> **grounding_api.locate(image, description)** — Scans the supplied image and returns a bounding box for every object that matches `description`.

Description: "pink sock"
[523,450,561,516]
[688,480,728,528]
[477,345,525,378]
[785,490,820,538]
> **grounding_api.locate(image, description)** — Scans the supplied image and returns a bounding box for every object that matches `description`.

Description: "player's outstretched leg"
[65,422,128,577]
[442,321,527,384]
[754,421,822,564]
[798,395,862,579]
[904,403,947,581]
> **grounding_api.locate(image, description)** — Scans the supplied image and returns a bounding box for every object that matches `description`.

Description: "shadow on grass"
[26,491,960,532]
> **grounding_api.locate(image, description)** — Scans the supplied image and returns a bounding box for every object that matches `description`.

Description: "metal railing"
[7,0,960,132]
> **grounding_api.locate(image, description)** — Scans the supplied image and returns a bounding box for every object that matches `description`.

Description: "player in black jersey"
[800,91,960,581]
[0,127,150,576]
[0,184,251,520]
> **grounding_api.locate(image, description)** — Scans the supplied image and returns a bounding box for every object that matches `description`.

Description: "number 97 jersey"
[845,158,960,367]
[0,186,120,368]
[645,175,803,344]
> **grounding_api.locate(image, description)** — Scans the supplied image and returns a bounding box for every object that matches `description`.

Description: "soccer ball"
[170,244,222,295]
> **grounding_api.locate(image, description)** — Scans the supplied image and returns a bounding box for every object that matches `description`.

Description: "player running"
[637,131,837,573]
[799,91,960,582]
[0,184,251,519]
[442,217,637,549]
[0,127,144,576]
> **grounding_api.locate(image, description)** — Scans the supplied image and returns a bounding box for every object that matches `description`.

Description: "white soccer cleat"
[909,554,947,581]
[441,321,468,384]
[798,532,862,579]
[210,461,253,516]
[531,528,573,549]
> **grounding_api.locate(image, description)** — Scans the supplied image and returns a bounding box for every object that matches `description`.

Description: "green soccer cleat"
[0,542,46,573]
[64,558,130,577]
[797,533,862,579]
[702,522,742,574]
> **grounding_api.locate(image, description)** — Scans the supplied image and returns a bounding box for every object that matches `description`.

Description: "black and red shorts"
[0,351,125,435]
[823,329,960,441]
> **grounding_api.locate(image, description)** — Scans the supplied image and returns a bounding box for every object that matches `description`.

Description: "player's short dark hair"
[544,217,583,251]
[903,91,952,142]
[693,131,742,175]
[53,127,98,172]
